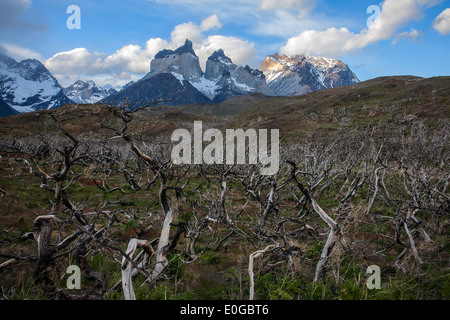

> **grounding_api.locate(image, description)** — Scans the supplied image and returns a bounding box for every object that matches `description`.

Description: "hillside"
[1,76,449,140]
[0,75,448,301]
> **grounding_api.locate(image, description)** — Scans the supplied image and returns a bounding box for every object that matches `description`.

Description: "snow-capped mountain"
[0,44,361,114]
[104,40,210,107]
[105,40,276,107]
[64,80,118,104]
[0,53,73,113]
[260,53,360,96]
[196,49,275,103]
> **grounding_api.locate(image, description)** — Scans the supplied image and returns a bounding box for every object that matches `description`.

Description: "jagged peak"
[264,53,349,73]
[243,65,265,79]
[67,80,97,89]
[154,39,197,59]
[208,49,233,64]
[18,59,47,71]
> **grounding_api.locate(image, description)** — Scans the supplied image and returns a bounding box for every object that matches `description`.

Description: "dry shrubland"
[0,103,448,300]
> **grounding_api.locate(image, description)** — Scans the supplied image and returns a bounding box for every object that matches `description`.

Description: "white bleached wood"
[122,239,152,300]
[249,245,275,300]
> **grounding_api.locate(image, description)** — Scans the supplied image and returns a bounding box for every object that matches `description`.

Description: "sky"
[0,0,449,89]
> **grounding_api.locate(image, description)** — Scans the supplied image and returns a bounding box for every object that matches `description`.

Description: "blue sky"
[0,0,449,88]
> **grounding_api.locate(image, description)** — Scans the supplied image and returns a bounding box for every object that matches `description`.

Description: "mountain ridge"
[104,39,357,108]
[0,53,73,113]
[64,80,118,104]
[1,42,361,114]
[260,53,360,96]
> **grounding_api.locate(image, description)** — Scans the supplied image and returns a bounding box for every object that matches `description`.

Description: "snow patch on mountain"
[64,80,118,104]
[0,53,72,113]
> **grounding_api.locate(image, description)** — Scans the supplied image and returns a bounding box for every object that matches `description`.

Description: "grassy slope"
[1,76,448,140]
[0,76,448,300]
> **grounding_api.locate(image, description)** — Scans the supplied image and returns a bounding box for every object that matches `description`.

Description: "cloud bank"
[433,8,450,35]
[280,0,441,57]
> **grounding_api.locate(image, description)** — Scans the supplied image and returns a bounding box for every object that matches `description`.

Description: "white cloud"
[200,14,222,31]
[0,42,43,61]
[281,27,355,57]
[433,8,450,35]
[392,28,424,44]
[45,40,167,87]
[170,22,204,48]
[252,10,329,38]
[166,15,256,69]
[196,35,258,69]
[280,0,440,58]
[45,15,256,88]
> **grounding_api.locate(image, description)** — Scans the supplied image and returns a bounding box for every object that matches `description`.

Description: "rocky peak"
[243,65,265,80]
[148,39,203,82]
[205,50,236,81]
[155,39,196,59]
[208,49,233,64]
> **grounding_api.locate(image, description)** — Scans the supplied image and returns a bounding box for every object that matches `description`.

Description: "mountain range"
[64,80,118,104]
[261,53,360,96]
[104,39,359,108]
[103,40,276,107]
[0,39,360,116]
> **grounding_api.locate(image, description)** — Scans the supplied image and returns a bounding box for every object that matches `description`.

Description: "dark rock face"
[208,49,232,64]
[103,73,212,108]
[155,39,197,59]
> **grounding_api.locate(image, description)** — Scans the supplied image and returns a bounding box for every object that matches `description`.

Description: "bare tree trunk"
[404,222,423,264]
[367,167,383,215]
[32,215,71,300]
[395,247,409,274]
[404,209,423,264]
[257,180,276,231]
[146,187,173,284]
[248,245,275,300]
[122,239,153,300]
[311,199,340,283]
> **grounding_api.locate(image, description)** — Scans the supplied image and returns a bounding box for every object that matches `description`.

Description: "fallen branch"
[0,259,17,273]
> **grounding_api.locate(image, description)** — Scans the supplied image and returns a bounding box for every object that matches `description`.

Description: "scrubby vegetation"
[0,76,448,300]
